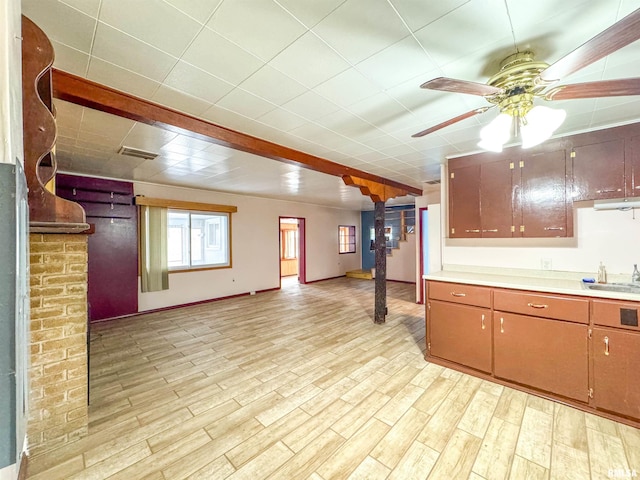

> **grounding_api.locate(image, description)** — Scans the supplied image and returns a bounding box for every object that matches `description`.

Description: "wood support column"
[374,201,387,324]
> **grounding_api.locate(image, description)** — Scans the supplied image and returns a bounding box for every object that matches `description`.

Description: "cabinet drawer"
[494,289,589,324]
[428,281,491,308]
[592,299,640,332]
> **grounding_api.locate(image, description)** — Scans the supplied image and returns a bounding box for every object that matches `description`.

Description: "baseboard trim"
[305,275,346,284]
[93,287,281,322]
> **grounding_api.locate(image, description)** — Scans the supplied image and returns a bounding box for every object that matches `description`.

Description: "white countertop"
[423,270,640,302]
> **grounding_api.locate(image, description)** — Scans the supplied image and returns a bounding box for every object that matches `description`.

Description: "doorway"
[419,207,429,304]
[279,217,306,287]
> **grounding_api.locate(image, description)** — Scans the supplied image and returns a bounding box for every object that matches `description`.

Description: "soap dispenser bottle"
[633,264,640,283]
[597,262,607,284]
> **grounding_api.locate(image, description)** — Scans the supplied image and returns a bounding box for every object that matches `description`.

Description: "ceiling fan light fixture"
[478,113,512,152]
[520,105,566,149]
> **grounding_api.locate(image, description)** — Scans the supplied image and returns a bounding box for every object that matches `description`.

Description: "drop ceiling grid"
[22,0,640,208]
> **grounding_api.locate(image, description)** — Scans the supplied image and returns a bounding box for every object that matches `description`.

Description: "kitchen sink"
[583,282,640,294]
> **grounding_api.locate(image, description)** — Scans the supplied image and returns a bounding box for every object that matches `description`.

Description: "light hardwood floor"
[27,278,640,479]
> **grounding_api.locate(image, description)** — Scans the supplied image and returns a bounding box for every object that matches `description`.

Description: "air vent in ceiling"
[117,146,159,160]
[425,179,441,185]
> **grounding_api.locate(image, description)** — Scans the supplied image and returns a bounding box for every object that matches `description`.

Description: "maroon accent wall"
[56,174,138,321]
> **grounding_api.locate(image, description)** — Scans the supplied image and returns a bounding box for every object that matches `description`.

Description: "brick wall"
[28,233,88,456]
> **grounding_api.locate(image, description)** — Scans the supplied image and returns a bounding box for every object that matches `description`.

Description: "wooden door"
[429,300,491,373]
[56,174,138,321]
[448,164,481,238]
[592,328,640,420]
[480,158,515,237]
[519,149,571,237]
[572,140,625,200]
[493,312,588,401]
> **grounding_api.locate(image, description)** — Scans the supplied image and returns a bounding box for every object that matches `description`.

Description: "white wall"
[1,1,25,478]
[135,182,361,311]
[443,205,640,276]
[387,233,416,283]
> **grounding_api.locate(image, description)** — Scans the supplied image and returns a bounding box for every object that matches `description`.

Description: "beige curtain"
[140,205,169,292]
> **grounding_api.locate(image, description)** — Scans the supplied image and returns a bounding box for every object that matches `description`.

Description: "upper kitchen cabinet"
[571,139,625,201]
[516,148,573,238]
[626,135,640,198]
[449,155,514,238]
[448,163,481,238]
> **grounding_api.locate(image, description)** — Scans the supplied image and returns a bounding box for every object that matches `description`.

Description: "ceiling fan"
[412,8,640,152]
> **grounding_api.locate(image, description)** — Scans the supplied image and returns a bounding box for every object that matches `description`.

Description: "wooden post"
[374,201,387,324]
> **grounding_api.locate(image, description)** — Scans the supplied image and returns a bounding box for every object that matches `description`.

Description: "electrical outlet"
[541,258,552,270]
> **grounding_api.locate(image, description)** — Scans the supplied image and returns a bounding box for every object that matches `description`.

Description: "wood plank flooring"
[27,278,640,479]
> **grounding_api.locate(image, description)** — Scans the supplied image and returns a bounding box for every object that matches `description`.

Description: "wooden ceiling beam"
[342,175,408,203]
[51,69,422,197]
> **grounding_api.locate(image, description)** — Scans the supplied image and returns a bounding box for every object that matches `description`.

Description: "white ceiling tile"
[388,0,470,32]
[22,0,96,52]
[315,110,374,138]
[164,61,234,104]
[92,23,178,81]
[313,68,380,107]
[99,0,202,57]
[182,27,264,84]
[200,105,263,134]
[357,35,437,90]
[60,0,101,17]
[414,0,512,66]
[347,92,412,132]
[79,108,135,139]
[313,0,410,64]
[258,108,308,132]
[282,90,340,120]
[207,0,307,61]
[238,65,307,105]
[216,88,277,119]
[274,0,347,28]
[51,41,89,76]
[269,31,350,88]
[150,85,212,117]
[122,123,179,152]
[163,0,222,24]
[86,57,161,99]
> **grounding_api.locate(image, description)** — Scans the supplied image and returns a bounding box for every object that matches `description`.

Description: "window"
[339,225,356,254]
[281,229,298,259]
[168,210,230,270]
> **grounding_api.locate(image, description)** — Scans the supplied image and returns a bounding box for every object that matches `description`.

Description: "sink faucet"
[633,264,640,283]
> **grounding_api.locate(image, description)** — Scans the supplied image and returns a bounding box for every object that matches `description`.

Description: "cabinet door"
[627,135,640,197]
[449,164,481,238]
[592,328,640,420]
[480,158,515,237]
[572,140,625,201]
[429,300,491,373]
[493,312,588,401]
[519,149,570,237]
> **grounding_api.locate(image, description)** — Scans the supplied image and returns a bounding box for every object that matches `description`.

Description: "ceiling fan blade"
[539,8,640,83]
[420,77,502,97]
[412,107,491,138]
[545,78,640,100]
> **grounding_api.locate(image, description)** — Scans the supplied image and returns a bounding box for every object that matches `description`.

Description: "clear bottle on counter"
[597,262,607,284]
[632,264,640,283]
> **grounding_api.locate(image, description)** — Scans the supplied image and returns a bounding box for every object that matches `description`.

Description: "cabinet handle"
[465,229,481,233]
[481,314,485,330]
[543,227,564,231]
[596,188,622,194]
[527,302,548,309]
[482,229,499,233]
[604,336,609,356]
[450,292,466,297]
[500,317,504,333]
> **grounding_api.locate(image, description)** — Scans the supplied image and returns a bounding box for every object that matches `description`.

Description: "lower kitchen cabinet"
[493,312,589,402]
[592,328,640,420]
[429,300,492,373]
